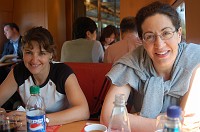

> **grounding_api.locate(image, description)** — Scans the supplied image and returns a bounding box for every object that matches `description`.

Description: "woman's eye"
[40,52,46,55]
[25,51,32,54]
[162,31,171,36]
[146,35,154,40]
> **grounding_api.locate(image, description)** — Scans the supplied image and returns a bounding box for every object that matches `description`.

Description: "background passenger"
[99,25,119,51]
[61,17,104,63]
[1,23,22,59]
[0,26,89,129]
[104,16,142,63]
[100,1,200,131]
[0,23,22,110]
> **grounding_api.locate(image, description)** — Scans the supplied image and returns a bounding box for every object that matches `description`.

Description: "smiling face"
[142,13,182,71]
[23,41,52,77]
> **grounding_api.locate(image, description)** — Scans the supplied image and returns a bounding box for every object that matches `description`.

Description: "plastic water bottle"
[163,105,182,132]
[108,94,131,132]
[26,85,46,132]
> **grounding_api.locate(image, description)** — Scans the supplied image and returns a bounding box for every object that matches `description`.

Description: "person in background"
[61,17,104,63]
[0,23,23,109]
[1,23,22,59]
[104,16,142,63]
[100,1,200,131]
[0,27,89,129]
[99,25,119,51]
[0,23,22,83]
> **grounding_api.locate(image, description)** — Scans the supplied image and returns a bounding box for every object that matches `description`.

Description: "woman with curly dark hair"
[101,1,200,131]
[0,27,89,130]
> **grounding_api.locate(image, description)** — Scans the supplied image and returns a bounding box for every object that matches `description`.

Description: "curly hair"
[136,1,181,39]
[22,26,56,58]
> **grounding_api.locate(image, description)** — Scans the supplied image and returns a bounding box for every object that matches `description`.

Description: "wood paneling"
[1,0,66,61]
[0,0,13,55]
[65,0,73,42]
[47,0,66,60]
[185,0,200,43]
[120,0,156,19]
[13,0,47,35]
[120,0,176,20]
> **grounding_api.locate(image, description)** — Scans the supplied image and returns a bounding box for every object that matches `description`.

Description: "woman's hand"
[0,108,6,113]
[6,110,26,131]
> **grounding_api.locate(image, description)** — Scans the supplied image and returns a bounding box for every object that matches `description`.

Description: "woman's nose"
[31,54,39,62]
[154,35,165,48]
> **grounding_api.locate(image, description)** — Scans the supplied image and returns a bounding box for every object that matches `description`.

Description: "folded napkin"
[47,125,62,132]
[81,125,86,132]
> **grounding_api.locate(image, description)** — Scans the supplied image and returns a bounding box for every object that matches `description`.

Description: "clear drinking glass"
[0,109,23,132]
[155,114,167,132]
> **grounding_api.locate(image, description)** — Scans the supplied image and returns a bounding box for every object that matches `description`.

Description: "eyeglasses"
[143,30,176,44]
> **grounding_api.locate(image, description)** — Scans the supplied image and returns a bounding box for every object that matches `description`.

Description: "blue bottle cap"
[167,105,181,118]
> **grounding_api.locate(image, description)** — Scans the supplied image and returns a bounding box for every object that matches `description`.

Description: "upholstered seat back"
[65,62,112,117]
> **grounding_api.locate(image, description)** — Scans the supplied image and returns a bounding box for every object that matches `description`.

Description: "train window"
[85,0,120,38]
[176,2,186,41]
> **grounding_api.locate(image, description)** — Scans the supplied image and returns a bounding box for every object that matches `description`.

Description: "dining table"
[0,62,15,67]
[58,120,99,132]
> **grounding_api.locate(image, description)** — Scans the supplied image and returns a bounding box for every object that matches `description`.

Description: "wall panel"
[47,0,66,60]
[120,0,176,20]
[185,0,200,43]
[13,0,47,35]
[12,0,66,60]
[0,0,13,55]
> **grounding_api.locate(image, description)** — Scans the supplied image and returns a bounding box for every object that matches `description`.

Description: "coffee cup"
[84,124,107,132]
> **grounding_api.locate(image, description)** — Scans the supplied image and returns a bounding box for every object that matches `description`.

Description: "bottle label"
[27,112,46,132]
[164,127,180,132]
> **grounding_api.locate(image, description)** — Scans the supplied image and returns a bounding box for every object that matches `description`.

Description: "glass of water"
[155,114,167,132]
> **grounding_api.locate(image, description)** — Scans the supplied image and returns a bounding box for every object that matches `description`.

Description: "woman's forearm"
[46,105,89,126]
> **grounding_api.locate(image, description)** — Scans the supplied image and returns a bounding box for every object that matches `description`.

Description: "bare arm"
[0,69,18,106]
[104,48,108,63]
[180,65,200,131]
[45,74,90,126]
[100,84,156,132]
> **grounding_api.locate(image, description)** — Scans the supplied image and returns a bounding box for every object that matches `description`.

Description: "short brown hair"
[22,26,56,58]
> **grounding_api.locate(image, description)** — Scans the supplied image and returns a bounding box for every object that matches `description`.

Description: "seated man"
[0,23,22,110]
[104,16,142,63]
[1,23,22,59]
[0,22,22,83]
[61,17,104,63]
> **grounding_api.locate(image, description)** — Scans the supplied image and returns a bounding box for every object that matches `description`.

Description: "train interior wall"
[0,0,200,61]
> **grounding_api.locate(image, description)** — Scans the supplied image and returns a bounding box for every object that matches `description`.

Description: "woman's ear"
[177,27,182,43]
[50,53,53,61]
[178,27,182,37]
